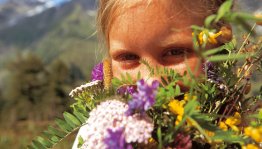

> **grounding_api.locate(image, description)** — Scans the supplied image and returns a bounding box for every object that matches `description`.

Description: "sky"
[0,0,71,6]
[0,0,6,4]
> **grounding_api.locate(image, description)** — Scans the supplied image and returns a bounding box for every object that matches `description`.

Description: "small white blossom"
[69,80,103,98]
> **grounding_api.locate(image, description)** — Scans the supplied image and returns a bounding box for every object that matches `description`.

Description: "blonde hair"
[97,0,227,49]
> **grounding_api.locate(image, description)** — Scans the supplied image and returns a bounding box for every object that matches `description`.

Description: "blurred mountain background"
[0,0,261,148]
[0,0,102,148]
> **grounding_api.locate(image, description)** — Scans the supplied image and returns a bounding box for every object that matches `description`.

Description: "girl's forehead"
[108,0,206,51]
[110,0,208,31]
[109,0,206,35]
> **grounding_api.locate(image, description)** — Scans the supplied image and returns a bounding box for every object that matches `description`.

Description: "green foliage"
[28,107,88,149]
[0,52,84,125]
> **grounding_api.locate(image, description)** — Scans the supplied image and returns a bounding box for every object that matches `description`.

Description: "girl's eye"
[117,53,139,61]
[163,49,187,57]
[115,53,140,69]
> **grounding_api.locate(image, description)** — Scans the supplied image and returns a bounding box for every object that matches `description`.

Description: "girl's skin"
[109,0,210,83]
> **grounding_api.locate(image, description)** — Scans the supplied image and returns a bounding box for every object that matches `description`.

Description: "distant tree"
[0,52,85,126]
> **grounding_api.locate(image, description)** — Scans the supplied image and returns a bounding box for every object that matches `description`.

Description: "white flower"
[72,99,154,149]
[69,80,103,98]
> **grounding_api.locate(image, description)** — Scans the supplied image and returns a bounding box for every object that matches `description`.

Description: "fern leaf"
[73,110,87,123]
[32,140,46,149]
[47,126,67,138]
[36,137,53,148]
[63,112,81,127]
[55,118,73,133]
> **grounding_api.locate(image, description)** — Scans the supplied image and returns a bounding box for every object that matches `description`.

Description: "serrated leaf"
[48,126,66,138]
[126,73,133,84]
[215,0,233,22]
[32,140,46,149]
[50,136,60,143]
[174,85,181,96]
[112,78,121,86]
[120,73,126,83]
[36,137,53,148]
[55,118,72,133]
[43,131,53,140]
[63,112,81,127]
[161,77,168,86]
[73,110,87,123]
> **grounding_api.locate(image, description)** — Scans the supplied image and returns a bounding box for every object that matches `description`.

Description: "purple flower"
[117,85,137,96]
[91,63,103,81]
[203,61,222,84]
[126,79,159,116]
[104,128,133,149]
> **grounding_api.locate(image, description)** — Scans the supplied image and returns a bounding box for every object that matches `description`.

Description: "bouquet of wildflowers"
[29,0,262,149]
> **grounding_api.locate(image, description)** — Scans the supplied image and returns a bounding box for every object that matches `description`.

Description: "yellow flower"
[184,93,197,101]
[169,99,186,125]
[244,126,262,143]
[219,121,228,131]
[242,144,259,149]
[168,99,185,116]
[175,115,183,125]
[225,112,241,132]
[148,137,155,143]
[205,130,215,137]
[198,30,222,45]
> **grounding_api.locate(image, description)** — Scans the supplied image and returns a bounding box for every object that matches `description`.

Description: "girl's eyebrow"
[159,34,192,48]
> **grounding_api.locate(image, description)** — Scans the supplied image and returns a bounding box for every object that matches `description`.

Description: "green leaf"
[207,53,252,62]
[184,100,199,116]
[50,136,60,143]
[36,137,53,148]
[32,140,46,149]
[137,71,141,80]
[55,118,73,133]
[63,112,81,127]
[205,14,217,27]
[215,0,233,22]
[157,127,163,149]
[112,77,121,87]
[47,126,67,138]
[77,136,85,148]
[236,12,262,21]
[126,72,133,84]
[203,45,225,57]
[73,110,87,124]
[161,76,168,86]
[213,131,243,142]
[174,85,181,96]
[43,131,53,140]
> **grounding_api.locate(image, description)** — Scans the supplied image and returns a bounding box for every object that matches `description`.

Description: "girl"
[73,0,230,148]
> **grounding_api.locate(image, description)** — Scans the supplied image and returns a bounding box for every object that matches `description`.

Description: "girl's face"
[109,0,207,82]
